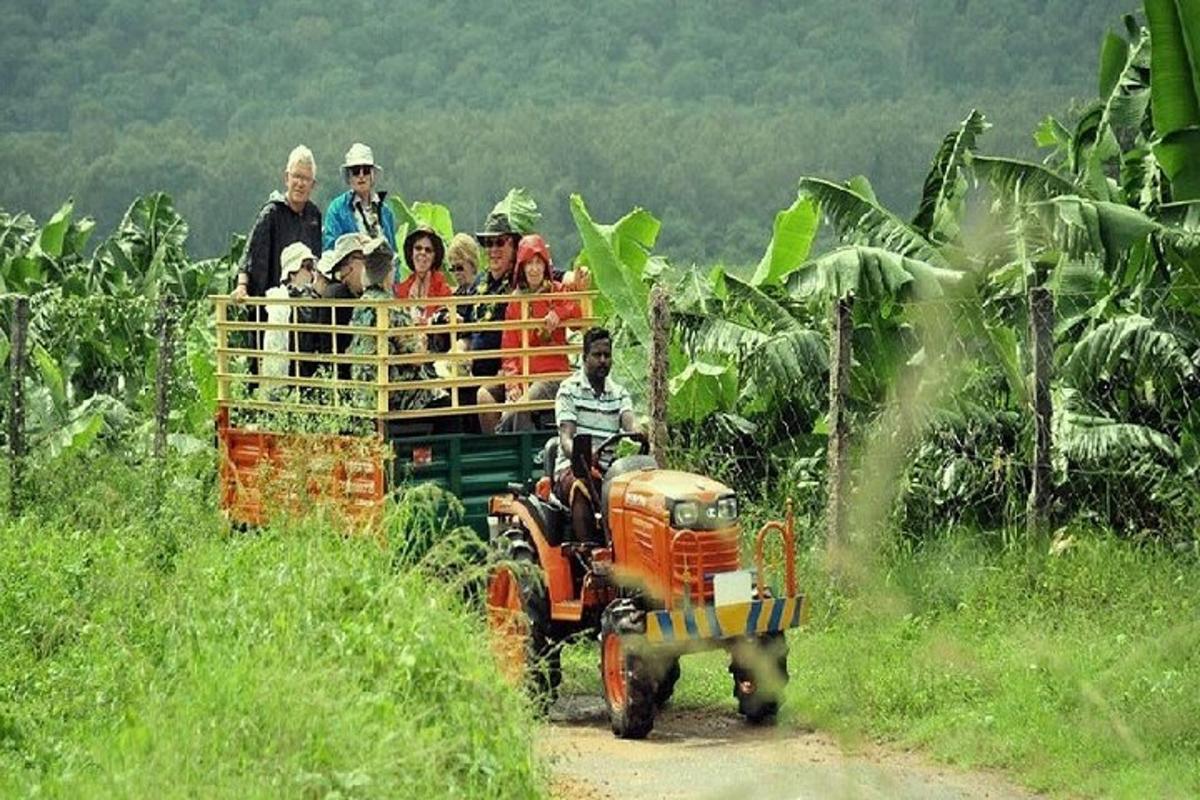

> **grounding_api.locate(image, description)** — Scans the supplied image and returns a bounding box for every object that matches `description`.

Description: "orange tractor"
[485,431,806,738]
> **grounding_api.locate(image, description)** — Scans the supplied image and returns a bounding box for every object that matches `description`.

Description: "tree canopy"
[0,0,1131,261]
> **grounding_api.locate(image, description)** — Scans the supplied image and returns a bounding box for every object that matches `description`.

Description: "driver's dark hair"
[583,327,612,356]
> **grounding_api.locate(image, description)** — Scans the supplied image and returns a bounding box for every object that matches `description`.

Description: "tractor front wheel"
[599,601,657,739]
[485,546,559,708]
[730,632,789,724]
[652,658,681,708]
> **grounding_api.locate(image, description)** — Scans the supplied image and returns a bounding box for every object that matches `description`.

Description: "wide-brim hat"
[474,212,519,245]
[403,226,446,270]
[341,142,380,176]
[319,232,369,278]
[280,241,316,278]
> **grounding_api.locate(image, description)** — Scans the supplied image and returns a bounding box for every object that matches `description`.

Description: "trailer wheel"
[485,546,558,707]
[600,601,656,739]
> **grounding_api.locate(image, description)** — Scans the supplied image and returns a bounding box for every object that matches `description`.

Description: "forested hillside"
[0,0,1129,261]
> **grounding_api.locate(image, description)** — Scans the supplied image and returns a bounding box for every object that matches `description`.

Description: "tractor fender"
[602,598,647,636]
[494,500,574,606]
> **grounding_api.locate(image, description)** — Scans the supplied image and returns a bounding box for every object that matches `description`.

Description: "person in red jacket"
[394,226,452,321]
[478,234,581,433]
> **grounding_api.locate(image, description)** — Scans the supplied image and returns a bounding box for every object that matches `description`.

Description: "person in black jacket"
[234,145,323,300]
[470,212,519,377]
[232,145,323,379]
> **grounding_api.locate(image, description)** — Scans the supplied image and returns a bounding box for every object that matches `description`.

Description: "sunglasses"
[413,245,436,254]
[348,165,373,176]
[451,263,470,272]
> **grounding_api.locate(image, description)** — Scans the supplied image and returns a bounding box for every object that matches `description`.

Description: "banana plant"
[1145,0,1200,201]
[0,201,96,294]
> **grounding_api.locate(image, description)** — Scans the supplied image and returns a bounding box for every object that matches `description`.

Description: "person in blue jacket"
[322,142,397,254]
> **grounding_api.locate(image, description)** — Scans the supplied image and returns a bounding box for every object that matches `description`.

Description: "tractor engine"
[602,458,742,606]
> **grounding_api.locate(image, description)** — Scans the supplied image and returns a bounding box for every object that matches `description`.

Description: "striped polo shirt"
[554,370,633,474]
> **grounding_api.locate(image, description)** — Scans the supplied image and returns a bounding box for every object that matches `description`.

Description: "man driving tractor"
[553,327,637,545]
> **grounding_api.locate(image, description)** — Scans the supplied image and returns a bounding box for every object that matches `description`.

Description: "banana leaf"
[1035,196,1159,270]
[799,177,950,269]
[972,155,1080,202]
[410,201,454,244]
[1145,0,1200,136]
[488,188,541,234]
[913,109,988,241]
[35,200,74,259]
[750,196,818,287]
[1154,128,1200,200]
[668,360,737,423]
[1100,30,1131,97]
[785,245,961,302]
[1145,0,1200,200]
[569,195,655,344]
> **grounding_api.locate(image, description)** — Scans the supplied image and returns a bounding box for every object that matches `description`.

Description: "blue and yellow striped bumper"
[643,597,806,644]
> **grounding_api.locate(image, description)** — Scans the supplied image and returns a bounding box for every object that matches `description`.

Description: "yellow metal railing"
[213,289,599,424]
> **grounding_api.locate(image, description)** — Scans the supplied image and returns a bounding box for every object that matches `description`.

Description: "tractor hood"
[623,469,734,504]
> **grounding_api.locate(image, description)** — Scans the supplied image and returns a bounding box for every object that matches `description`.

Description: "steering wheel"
[592,431,651,472]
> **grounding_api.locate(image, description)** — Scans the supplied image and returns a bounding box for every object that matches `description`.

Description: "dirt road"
[540,695,1034,800]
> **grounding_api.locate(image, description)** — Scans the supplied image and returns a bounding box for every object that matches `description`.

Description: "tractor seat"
[541,437,559,481]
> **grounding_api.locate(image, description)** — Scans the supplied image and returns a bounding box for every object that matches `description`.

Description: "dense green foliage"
[0,0,1129,261]
[0,457,545,799]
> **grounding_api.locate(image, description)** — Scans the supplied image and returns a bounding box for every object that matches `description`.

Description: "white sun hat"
[279,241,316,279]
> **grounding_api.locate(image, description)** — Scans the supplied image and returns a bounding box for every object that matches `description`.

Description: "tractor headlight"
[672,501,700,528]
[716,496,738,521]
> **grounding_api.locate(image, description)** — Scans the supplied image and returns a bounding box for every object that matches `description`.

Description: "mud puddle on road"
[539,695,1035,800]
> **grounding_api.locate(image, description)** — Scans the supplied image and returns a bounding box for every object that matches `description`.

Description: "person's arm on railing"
[233,207,272,303]
[499,304,523,400]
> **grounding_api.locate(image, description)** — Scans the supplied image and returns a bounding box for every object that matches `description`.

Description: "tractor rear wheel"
[731,632,789,724]
[599,601,657,739]
[485,547,559,707]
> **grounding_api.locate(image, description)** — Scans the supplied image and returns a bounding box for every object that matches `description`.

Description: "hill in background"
[0,0,1130,262]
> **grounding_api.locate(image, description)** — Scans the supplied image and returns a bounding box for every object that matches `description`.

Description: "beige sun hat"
[341,142,380,176]
[279,241,316,279]
[318,232,370,278]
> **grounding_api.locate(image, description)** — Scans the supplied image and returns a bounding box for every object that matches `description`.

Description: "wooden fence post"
[648,285,670,467]
[8,295,29,517]
[153,295,175,465]
[1027,286,1054,537]
[826,295,854,545]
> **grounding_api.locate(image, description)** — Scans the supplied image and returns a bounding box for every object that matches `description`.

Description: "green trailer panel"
[391,430,551,538]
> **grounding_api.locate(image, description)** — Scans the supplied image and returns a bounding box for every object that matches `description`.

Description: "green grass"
[0,458,546,799]
[559,528,1200,798]
[786,532,1200,799]
[6,451,1199,798]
